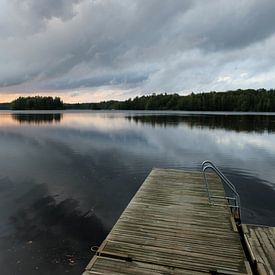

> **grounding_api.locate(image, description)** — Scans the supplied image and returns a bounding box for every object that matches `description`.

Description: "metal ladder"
[202,160,241,220]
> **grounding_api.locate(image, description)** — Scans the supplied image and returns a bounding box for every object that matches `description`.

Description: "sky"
[0,0,275,103]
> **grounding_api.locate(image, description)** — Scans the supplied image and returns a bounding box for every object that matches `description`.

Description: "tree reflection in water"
[12,113,63,125]
[126,114,275,133]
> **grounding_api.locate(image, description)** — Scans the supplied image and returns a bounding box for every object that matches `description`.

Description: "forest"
[90,89,275,112]
[1,89,275,111]
[11,96,64,110]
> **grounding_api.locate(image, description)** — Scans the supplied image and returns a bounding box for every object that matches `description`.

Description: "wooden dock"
[84,168,253,274]
[242,224,275,275]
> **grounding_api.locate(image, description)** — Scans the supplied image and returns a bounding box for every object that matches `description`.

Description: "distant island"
[11,96,64,110]
[1,89,275,111]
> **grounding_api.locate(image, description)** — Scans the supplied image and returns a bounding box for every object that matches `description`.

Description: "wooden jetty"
[84,168,253,274]
[242,224,275,275]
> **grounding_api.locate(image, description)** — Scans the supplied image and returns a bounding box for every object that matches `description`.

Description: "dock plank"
[243,224,275,275]
[84,169,250,274]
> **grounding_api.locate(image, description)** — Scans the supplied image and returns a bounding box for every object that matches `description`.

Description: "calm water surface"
[0,110,275,274]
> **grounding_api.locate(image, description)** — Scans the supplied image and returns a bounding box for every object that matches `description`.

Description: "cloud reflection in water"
[0,111,275,274]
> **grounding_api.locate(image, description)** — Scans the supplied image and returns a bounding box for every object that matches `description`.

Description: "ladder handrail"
[203,165,241,206]
[201,160,241,219]
[202,161,237,192]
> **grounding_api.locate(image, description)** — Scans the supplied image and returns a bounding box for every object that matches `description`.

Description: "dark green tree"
[11,96,64,110]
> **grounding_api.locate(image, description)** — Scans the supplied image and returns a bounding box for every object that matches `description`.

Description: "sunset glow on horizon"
[0,88,133,103]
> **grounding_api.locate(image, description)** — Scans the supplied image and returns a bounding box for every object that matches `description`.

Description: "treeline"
[64,103,93,109]
[2,89,275,111]
[90,89,275,111]
[0,103,10,110]
[11,96,64,110]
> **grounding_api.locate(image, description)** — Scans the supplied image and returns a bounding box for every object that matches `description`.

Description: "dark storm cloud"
[0,0,275,95]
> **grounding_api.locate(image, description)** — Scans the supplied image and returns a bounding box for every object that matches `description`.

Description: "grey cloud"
[44,72,149,90]
[0,0,275,95]
[196,0,275,51]
[20,0,81,21]
[0,0,81,38]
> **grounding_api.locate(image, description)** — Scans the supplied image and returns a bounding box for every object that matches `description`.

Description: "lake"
[0,110,275,274]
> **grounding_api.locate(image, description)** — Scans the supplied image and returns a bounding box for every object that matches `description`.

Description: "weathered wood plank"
[84,169,249,274]
[83,256,207,275]
[243,224,275,275]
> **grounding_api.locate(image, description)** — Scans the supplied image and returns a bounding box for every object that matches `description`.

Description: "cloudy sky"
[0,0,275,103]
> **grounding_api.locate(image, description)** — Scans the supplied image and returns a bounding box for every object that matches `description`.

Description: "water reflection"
[12,113,63,124]
[0,111,275,274]
[0,183,106,275]
[225,169,275,226]
[126,114,275,133]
